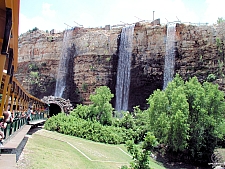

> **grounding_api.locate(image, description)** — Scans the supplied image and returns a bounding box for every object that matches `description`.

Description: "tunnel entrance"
[49,103,61,117]
[42,96,73,117]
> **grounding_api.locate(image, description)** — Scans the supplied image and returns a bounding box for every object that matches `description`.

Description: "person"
[37,108,41,114]
[0,120,5,147]
[0,110,12,147]
[2,104,14,123]
[26,106,32,122]
[19,106,26,118]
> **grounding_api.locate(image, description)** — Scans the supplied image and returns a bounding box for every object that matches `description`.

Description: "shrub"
[207,73,216,82]
[70,104,91,119]
[81,83,88,92]
[217,17,225,24]
[112,108,150,143]
[122,132,158,169]
[118,111,135,129]
[44,113,136,144]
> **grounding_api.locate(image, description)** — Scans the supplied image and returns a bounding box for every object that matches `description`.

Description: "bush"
[44,113,136,144]
[113,111,135,129]
[70,104,91,119]
[122,132,158,169]
[217,121,225,147]
[207,73,216,82]
[45,86,149,144]
[111,109,150,144]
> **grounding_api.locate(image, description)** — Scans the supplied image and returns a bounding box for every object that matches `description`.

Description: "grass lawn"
[17,129,165,169]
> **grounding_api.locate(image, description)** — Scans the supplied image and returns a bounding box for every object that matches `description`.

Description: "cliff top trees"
[217,17,225,24]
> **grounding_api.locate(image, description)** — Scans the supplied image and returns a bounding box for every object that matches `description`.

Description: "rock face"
[16,27,121,105]
[176,23,225,86]
[16,22,225,111]
[129,23,166,109]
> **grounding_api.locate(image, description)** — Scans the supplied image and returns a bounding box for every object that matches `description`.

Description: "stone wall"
[16,22,225,110]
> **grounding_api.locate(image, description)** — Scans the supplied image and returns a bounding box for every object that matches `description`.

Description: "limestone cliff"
[16,27,121,105]
[16,22,225,110]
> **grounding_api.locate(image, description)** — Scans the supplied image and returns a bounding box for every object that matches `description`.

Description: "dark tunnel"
[49,103,62,117]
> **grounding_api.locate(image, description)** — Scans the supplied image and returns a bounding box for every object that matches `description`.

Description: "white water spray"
[55,30,72,97]
[115,25,134,112]
[163,23,176,89]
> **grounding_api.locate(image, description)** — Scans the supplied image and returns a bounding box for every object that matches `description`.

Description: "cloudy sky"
[19,0,225,34]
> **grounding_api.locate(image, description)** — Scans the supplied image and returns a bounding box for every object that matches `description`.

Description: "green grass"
[18,129,165,169]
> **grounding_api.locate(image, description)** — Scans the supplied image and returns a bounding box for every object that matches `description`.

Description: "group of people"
[0,104,14,147]
[0,105,35,147]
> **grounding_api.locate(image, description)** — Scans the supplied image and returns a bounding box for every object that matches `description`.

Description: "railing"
[3,117,26,140]
[30,111,48,121]
[2,110,48,142]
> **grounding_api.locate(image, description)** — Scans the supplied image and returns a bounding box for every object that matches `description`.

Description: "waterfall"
[163,23,176,89]
[54,30,72,97]
[115,25,134,113]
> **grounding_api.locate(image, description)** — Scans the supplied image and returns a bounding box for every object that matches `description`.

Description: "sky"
[19,0,225,34]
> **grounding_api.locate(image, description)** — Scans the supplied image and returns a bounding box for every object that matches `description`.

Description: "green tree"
[70,86,114,125]
[146,74,225,164]
[167,86,189,152]
[147,89,170,144]
[89,86,114,125]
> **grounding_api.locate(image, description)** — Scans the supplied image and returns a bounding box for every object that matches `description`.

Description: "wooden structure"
[0,2,48,167]
[0,0,46,119]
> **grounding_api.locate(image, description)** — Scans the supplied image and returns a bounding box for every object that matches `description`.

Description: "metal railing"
[2,110,48,142]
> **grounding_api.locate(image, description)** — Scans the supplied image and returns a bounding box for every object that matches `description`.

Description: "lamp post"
[153,11,155,21]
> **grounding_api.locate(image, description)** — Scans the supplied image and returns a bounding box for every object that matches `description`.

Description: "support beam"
[0,55,6,94]
[4,83,11,111]
[1,7,12,55]
[11,0,20,71]
[14,93,18,111]
[3,48,13,111]
[0,74,10,115]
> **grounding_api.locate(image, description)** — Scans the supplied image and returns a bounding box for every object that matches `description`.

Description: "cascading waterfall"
[163,23,176,89]
[115,25,134,113]
[54,30,72,97]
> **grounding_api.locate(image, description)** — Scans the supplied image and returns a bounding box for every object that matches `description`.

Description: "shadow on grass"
[155,154,212,169]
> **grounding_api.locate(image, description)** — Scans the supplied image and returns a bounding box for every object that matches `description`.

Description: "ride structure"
[0,0,48,153]
[0,0,47,119]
